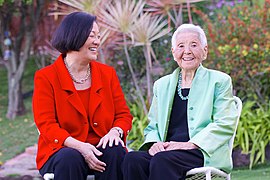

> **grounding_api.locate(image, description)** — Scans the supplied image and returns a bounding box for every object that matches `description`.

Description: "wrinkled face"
[172,32,207,71]
[79,22,101,60]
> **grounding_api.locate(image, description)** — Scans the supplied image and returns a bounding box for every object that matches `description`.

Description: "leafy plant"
[194,1,270,107]
[145,0,206,27]
[127,100,149,150]
[55,0,106,15]
[132,13,170,103]
[98,0,149,115]
[234,101,270,168]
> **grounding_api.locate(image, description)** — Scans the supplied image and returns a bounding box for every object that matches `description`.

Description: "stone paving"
[0,145,42,179]
[0,145,95,180]
[0,142,130,180]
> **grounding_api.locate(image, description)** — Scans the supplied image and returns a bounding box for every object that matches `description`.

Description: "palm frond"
[132,13,170,69]
[58,0,84,10]
[171,0,205,4]
[145,0,176,15]
[51,0,108,15]
[98,0,145,34]
[145,0,205,26]
[132,13,170,45]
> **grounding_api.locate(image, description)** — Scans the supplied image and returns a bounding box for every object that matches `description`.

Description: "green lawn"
[0,60,39,165]
[232,163,270,180]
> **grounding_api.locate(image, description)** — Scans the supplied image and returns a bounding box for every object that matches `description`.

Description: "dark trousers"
[39,145,126,180]
[122,149,204,180]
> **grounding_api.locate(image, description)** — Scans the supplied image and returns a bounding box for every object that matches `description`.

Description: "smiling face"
[172,31,208,72]
[79,22,101,61]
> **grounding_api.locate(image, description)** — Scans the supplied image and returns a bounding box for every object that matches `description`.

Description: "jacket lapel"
[168,68,180,107]
[54,55,87,118]
[160,68,179,140]
[188,65,207,107]
[89,61,102,121]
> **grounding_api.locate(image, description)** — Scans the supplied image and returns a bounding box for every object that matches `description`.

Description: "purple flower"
[225,2,235,6]
[216,1,224,8]
[117,60,124,65]
[215,0,243,9]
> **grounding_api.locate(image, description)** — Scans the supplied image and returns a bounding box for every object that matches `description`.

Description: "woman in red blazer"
[32,12,133,180]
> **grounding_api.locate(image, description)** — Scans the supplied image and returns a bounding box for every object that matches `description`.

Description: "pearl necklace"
[64,58,91,84]
[177,72,189,100]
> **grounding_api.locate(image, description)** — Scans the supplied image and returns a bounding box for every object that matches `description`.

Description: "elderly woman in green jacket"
[122,24,238,180]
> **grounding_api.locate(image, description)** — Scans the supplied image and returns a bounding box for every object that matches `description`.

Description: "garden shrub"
[193,0,270,168]
[234,100,270,168]
[126,99,148,150]
[194,0,270,106]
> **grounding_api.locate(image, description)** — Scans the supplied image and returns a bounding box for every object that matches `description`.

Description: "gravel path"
[0,145,42,179]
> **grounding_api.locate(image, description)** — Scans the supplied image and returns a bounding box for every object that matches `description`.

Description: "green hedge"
[234,101,270,168]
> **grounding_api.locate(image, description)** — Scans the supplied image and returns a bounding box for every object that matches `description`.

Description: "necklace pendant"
[80,79,86,83]
[177,72,189,100]
[74,77,89,84]
[64,58,91,84]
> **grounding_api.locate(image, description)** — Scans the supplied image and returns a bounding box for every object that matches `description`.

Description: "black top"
[166,88,190,142]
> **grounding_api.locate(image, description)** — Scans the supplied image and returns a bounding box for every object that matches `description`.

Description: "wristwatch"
[111,127,123,138]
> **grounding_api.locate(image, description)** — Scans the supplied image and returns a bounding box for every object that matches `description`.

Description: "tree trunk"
[123,34,148,115]
[6,70,25,119]
[0,0,46,119]
[6,30,33,119]
[143,45,153,104]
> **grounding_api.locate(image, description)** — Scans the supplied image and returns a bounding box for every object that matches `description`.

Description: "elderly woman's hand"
[78,143,106,172]
[148,142,168,156]
[164,141,198,151]
[96,128,125,149]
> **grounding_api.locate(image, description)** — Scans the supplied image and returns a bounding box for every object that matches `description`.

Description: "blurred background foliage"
[0,0,269,170]
[194,0,270,107]
[192,1,270,168]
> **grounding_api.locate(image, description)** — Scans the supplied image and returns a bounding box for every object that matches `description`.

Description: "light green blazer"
[140,65,238,173]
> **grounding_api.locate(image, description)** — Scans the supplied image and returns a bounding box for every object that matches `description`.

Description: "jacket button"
[190,117,194,121]
[189,107,194,110]
[93,122,98,127]
[54,139,59,144]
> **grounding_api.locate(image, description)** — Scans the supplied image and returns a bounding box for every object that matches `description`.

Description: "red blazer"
[33,55,133,169]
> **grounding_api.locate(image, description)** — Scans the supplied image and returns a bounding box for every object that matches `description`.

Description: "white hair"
[171,24,207,48]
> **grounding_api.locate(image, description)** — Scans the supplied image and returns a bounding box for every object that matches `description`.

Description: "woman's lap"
[39,145,126,180]
[123,149,204,180]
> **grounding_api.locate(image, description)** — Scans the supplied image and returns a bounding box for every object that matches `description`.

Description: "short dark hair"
[51,12,96,54]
